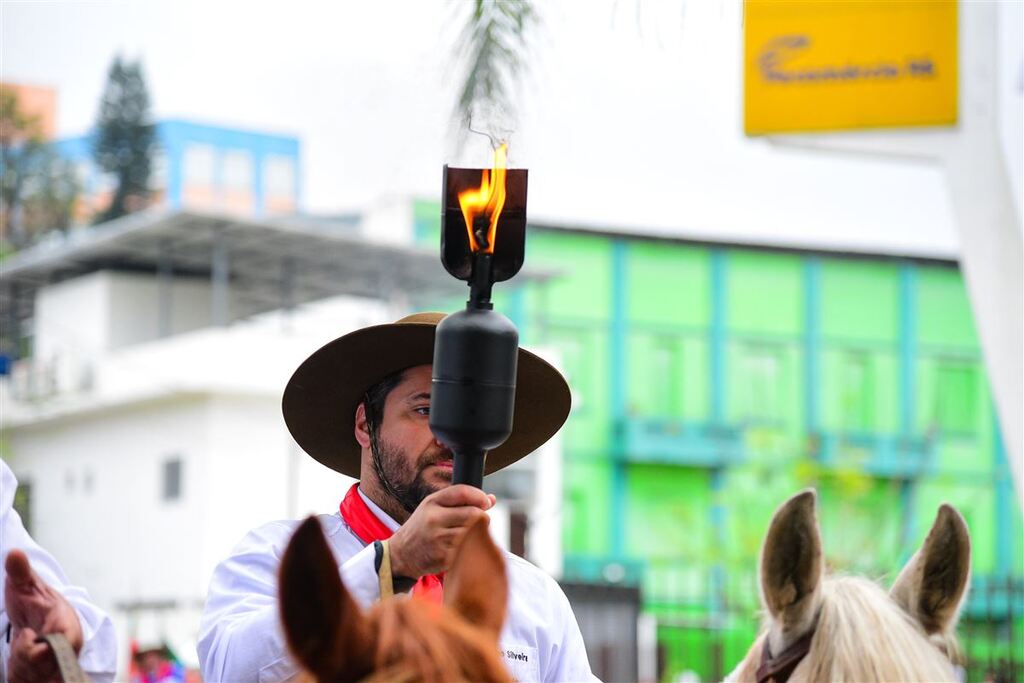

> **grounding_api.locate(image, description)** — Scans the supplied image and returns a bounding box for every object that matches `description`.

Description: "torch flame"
[458,143,508,254]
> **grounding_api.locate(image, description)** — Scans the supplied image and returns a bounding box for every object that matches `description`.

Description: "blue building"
[54,119,301,219]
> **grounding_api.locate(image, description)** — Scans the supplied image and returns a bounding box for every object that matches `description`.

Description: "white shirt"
[198,489,598,682]
[0,458,118,682]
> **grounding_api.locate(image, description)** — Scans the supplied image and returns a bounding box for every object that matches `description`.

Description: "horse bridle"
[754,629,815,683]
[753,613,955,683]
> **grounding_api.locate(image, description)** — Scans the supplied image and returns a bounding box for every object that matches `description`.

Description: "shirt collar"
[356,486,400,533]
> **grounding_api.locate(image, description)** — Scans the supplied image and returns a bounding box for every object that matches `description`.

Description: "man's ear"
[760,489,823,641]
[354,402,371,449]
[279,517,373,682]
[444,517,508,641]
[890,503,971,634]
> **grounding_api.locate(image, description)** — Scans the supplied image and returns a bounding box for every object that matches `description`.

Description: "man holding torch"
[198,313,596,682]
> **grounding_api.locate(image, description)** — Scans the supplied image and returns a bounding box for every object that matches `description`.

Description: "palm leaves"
[451,0,538,148]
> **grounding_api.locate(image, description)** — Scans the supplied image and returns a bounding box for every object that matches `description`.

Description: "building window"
[934,363,978,434]
[183,143,216,186]
[223,149,254,191]
[552,330,591,413]
[263,155,295,196]
[839,352,873,431]
[162,457,183,501]
[150,149,168,191]
[510,510,528,559]
[650,337,682,416]
[739,345,783,424]
[75,161,92,189]
[83,468,94,494]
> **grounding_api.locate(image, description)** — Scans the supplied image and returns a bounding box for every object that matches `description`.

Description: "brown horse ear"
[759,489,823,638]
[445,517,508,641]
[890,503,972,634]
[279,517,373,682]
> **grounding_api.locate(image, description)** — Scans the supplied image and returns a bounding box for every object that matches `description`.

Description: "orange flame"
[458,143,508,254]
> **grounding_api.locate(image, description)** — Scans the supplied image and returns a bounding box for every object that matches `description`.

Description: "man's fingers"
[10,627,60,682]
[434,506,490,529]
[431,484,494,510]
[25,640,54,665]
[4,549,37,590]
[12,627,51,661]
[12,626,39,646]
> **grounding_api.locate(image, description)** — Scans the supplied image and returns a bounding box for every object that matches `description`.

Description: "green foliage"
[0,89,79,251]
[93,56,155,223]
[451,0,537,144]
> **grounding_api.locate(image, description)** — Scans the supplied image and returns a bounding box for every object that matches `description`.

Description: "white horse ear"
[890,504,971,634]
[760,489,823,639]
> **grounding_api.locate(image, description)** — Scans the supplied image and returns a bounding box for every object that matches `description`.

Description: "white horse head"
[730,489,971,683]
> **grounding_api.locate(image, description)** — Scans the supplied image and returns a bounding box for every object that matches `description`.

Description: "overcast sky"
[3,0,992,257]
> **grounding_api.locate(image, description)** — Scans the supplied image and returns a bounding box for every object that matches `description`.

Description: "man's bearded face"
[369,429,451,515]
[364,365,455,516]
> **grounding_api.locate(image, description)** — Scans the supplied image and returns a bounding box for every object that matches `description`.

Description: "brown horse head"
[731,489,971,683]
[279,516,512,683]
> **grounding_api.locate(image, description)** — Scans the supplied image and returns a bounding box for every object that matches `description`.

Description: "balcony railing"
[963,574,1024,621]
[6,356,95,402]
[618,419,744,467]
[563,554,646,586]
[812,431,934,478]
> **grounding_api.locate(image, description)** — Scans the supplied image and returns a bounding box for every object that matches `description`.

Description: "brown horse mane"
[280,516,513,683]
[358,597,511,683]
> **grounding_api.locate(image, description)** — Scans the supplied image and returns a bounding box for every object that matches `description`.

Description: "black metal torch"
[429,153,528,489]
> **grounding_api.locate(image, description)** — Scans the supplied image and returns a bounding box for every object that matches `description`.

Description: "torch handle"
[451,448,486,489]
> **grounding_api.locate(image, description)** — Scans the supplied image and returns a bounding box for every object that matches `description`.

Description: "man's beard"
[369,430,451,515]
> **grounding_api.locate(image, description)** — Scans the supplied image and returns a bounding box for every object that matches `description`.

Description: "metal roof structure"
[0,209,549,355]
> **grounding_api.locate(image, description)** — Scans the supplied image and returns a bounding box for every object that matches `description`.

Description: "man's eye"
[414,407,430,416]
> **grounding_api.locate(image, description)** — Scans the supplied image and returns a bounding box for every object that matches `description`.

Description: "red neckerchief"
[339,484,444,603]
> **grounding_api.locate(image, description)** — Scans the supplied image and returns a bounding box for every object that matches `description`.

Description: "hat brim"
[282,313,571,478]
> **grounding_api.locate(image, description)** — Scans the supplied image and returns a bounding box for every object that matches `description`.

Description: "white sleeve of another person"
[0,459,118,682]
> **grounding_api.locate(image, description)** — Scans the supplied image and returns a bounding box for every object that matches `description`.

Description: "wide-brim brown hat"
[283,312,571,478]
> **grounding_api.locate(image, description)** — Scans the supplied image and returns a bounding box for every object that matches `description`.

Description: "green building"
[415,200,1023,682]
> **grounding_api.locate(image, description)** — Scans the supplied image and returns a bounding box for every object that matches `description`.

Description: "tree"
[20,154,79,237]
[0,89,79,252]
[93,56,155,223]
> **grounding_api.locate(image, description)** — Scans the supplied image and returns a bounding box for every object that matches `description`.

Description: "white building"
[0,208,562,675]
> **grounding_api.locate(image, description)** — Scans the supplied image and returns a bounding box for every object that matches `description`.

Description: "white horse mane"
[730,491,970,683]
[733,574,959,682]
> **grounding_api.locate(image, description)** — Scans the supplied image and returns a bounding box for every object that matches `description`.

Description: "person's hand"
[4,549,84,682]
[388,485,496,578]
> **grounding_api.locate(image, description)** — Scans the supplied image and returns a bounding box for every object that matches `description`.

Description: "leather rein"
[755,629,815,683]
[39,633,91,683]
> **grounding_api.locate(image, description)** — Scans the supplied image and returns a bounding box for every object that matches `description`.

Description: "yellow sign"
[744,1,958,135]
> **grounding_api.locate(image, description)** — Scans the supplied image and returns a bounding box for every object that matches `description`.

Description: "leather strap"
[341,484,444,602]
[38,633,91,683]
[378,540,394,600]
[755,630,814,683]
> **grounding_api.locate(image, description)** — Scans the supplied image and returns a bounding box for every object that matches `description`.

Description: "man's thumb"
[4,549,36,589]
